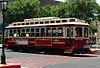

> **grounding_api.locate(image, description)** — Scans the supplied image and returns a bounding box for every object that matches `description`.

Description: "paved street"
[44,55,100,68]
[0,48,100,68]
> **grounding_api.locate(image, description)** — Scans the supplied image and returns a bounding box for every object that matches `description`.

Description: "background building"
[39,0,60,6]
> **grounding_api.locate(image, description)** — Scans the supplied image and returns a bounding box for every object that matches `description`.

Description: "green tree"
[96,4,100,20]
[5,0,98,25]
[6,0,40,24]
[89,23,97,34]
[38,3,70,18]
[66,0,97,22]
[55,3,70,18]
[38,5,52,17]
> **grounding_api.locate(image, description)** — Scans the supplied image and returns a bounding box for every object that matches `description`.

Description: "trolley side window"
[45,21,49,24]
[25,28,30,37]
[14,29,16,33]
[62,20,67,23]
[84,28,88,37]
[9,30,13,37]
[30,22,34,25]
[31,29,34,32]
[70,19,75,22]
[35,22,38,24]
[13,29,19,37]
[26,29,29,32]
[35,28,40,37]
[31,28,34,37]
[41,28,45,37]
[17,29,20,37]
[75,27,82,37]
[22,29,25,32]
[22,23,25,25]
[50,21,55,23]
[56,20,60,23]
[21,29,26,37]
[67,28,73,37]
[58,28,63,37]
[52,28,57,37]
[46,28,52,37]
[40,22,44,24]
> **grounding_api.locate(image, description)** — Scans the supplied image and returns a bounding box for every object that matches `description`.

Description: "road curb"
[0,63,21,68]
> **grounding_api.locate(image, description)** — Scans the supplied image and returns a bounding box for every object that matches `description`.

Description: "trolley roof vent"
[24,17,60,22]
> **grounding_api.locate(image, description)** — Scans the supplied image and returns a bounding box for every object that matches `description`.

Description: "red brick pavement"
[6,54,98,68]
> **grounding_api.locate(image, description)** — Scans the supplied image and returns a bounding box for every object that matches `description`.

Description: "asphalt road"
[0,48,100,68]
[44,56,100,68]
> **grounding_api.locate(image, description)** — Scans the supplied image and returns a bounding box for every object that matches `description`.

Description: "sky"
[56,0,100,5]
[96,0,100,5]
[55,0,66,2]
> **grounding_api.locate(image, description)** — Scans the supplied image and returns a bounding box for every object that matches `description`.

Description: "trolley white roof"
[6,17,89,28]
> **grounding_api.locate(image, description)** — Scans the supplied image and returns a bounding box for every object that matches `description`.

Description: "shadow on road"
[69,54,97,57]
[5,49,98,58]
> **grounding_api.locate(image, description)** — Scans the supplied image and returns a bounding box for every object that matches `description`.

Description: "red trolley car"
[5,17,91,54]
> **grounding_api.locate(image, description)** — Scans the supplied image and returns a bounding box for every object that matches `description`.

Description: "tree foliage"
[66,0,97,22]
[5,0,98,25]
[6,0,40,24]
[89,23,98,34]
[96,5,100,20]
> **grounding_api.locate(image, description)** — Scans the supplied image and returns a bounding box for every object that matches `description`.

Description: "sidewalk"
[0,44,21,68]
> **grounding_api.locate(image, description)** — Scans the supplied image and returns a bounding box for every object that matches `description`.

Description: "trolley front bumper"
[73,48,96,54]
